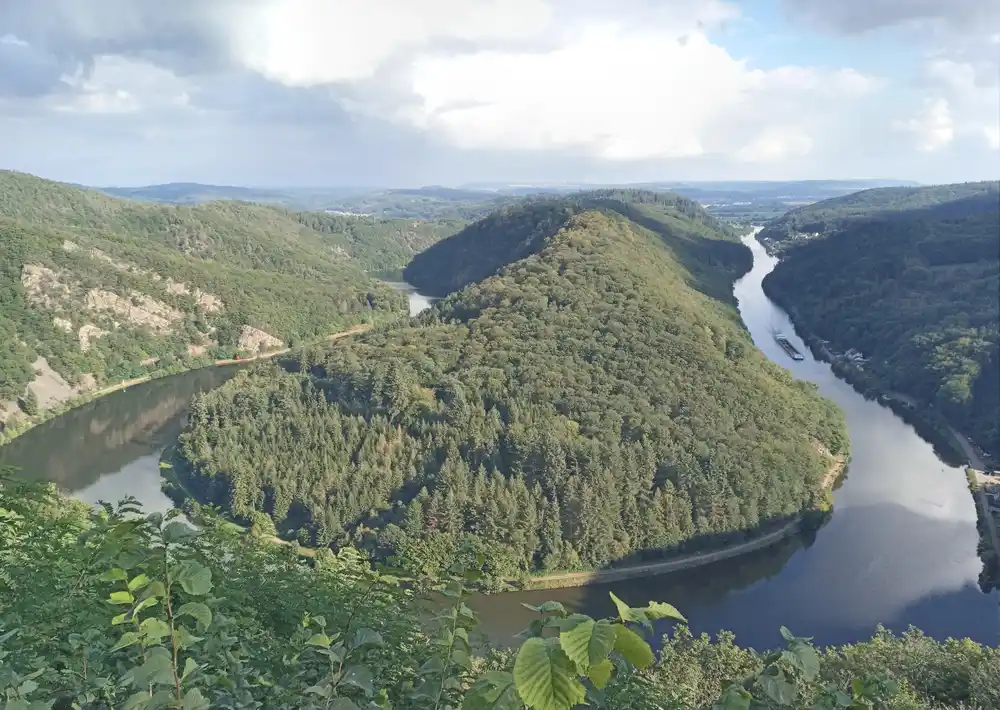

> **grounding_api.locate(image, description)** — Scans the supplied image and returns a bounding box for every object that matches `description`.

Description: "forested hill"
[404,189,746,299]
[0,170,429,426]
[178,195,847,579]
[762,183,1000,453]
[757,181,998,252]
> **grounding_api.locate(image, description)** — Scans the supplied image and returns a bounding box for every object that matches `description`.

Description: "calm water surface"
[3,255,996,649]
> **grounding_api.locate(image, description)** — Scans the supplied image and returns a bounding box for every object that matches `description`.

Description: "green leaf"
[174,626,204,650]
[350,628,383,649]
[613,624,654,670]
[182,688,210,710]
[163,520,197,543]
[760,670,796,706]
[513,637,587,710]
[181,658,199,681]
[174,560,213,596]
[465,671,520,710]
[713,686,752,710]
[177,602,213,630]
[130,647,175,687]
[100,568,128,582]
[108,590,134,605]
[419,656,446,676]
[451,648,472,669]
[139,617,172,643]
[112,611,132,626]
[642,601,686,623]
[341,665,374,696]
[785,643,820,682]
[587,659,614,689]
[127,573,151,592]
[609,592,651,633]
[779,626,796,642]
[111,631,142,652]
[521,601,567,616]
[559,618,616,669]
[307,633,332,648]
[330,699,361,710]
[16,679,38,696]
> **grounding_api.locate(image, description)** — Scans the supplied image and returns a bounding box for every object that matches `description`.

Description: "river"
[2,241,997,650]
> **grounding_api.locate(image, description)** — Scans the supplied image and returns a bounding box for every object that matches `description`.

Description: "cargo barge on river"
[773,332,805,361]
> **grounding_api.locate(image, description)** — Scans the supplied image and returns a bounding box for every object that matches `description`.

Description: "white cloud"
[894,97,955,152]
[55,56,193,115]
[0,34,30,47]
[387,23,877,162]
[920,58,999,150]
[226,0,555,87]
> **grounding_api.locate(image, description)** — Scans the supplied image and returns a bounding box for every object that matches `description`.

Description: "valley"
[3,175,999,709]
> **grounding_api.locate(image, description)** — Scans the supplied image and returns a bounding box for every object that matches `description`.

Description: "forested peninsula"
[761,182,1000,454]
[176,191,848,579]
[0,171,457,432]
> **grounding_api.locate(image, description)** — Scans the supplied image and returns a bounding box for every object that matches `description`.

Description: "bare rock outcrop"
[238,325,284,354]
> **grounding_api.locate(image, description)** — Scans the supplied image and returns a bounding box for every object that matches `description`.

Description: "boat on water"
[773,332,805,361]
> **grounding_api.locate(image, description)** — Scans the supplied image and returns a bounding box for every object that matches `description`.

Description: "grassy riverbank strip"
[0,324,373,447]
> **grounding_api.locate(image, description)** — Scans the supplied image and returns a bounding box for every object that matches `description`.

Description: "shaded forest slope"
[762,184,999,453]
[179,194,847,578]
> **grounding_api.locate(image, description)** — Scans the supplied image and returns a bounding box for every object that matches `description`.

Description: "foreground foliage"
[3,476,998,709]
[761,184,999,453]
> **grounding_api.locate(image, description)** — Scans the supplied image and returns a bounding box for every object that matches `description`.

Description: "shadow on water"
[0,366,239,506]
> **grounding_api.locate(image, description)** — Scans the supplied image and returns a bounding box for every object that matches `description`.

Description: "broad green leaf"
[174,560,213,596]
[112,611,132,626]
[182,688,210,710]
[130,647,175,687]
[16,679,38,696]
[139,617,172,643]
[780,626,795,642]
[613,624,654,670]
[559,618,616,669]
[784,643,820,682]
[304,684,332,697]
[760,670,796,706]
[307,633,332,648]
[330,699,361,710]
[127,573,151,592]
[341,665,374,695]
[451,648,472,669]
[350,628,383,649]
[99,568,128,582]
[550,614,592,633]
[182,658,199,681]
[521,601,567,616]
[642,601,686,623]
[588,659,614,689]
[174,626,203,650]
[111,631,142,652]
[163,520,197,543]
[608,592,650,632]
[419,656,446,676]
[108,590,134,605]
[177,602,213,630]
[513,637,587,710]
[465,671,520,710]
[713,686,752,710]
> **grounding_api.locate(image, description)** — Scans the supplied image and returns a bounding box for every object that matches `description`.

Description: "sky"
[1,0,997,187]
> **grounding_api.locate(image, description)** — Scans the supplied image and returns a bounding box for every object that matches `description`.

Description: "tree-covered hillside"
[762,184,1000,453]
[0,171,423,421]
[4,475,999,710]
[757,181,998,253]
[177,194,847,579]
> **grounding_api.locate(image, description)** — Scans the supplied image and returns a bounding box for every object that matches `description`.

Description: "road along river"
[2,242,996,649]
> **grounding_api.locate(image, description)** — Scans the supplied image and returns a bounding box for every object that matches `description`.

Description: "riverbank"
[0,324,372,447]
[522,452,845,590]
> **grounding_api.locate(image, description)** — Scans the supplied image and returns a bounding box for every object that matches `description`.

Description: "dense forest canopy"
[0,171,447,410]
[178,192,847,579]
[757,181,998,251]
[762,184,1000,453]
[3,475,999,709]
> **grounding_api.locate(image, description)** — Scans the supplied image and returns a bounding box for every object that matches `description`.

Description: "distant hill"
[175,189,847,577]
[762,182,1000,453]
[0,171,459,428]
[757,181,997,252]
[93,182,374,210]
